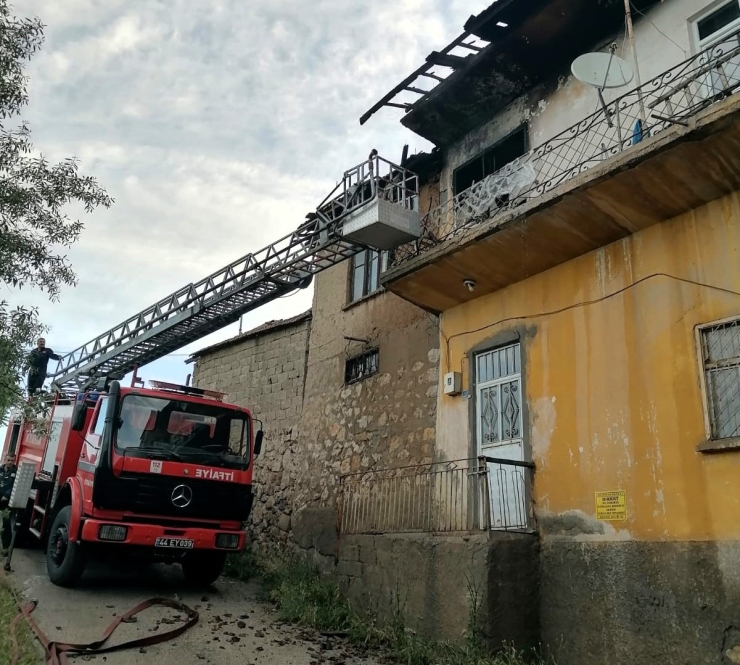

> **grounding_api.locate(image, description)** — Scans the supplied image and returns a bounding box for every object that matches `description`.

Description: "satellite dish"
[571,52,633,89]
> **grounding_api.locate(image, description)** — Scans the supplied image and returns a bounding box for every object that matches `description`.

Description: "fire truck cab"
[1,379,261,588]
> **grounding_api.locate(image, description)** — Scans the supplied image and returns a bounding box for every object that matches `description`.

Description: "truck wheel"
[46,506,86,587]
[181,551,226,587]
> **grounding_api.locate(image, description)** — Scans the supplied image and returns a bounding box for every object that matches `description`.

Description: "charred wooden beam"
[426,51,468,69]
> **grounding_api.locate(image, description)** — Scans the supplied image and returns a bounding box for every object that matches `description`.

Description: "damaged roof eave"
[358,0,517,128]
[362,0,663,147]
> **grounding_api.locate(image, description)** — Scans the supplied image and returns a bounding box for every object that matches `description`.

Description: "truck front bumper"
[80,518,245,551]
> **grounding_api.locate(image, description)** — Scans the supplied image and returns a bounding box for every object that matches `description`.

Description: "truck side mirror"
[254,430,263,456]
[71,403,88,432]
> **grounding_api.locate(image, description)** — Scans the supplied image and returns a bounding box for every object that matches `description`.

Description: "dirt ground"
[7,549,382,665]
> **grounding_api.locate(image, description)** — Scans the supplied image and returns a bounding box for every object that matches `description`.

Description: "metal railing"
[338,456,534,535]
[390,29,740,266]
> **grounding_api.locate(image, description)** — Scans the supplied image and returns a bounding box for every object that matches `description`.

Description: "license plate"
[155,537,194,549]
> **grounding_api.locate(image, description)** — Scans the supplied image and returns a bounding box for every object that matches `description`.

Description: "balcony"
[338,457,535,535]
[382,32,740,313]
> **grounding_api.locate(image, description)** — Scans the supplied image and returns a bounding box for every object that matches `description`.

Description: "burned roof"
[361,0,661,147]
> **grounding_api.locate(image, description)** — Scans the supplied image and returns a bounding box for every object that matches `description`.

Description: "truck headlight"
[98,525,128,542]
[215,533,240,549]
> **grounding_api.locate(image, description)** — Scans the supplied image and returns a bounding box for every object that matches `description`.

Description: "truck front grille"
[95,473,253,522]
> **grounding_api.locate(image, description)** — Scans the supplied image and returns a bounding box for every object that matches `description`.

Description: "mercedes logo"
[171,484,193,508]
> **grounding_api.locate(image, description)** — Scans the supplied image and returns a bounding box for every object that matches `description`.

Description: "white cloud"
[6,0,491,392]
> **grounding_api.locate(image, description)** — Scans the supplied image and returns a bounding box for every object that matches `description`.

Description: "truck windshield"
[115,395,250,470]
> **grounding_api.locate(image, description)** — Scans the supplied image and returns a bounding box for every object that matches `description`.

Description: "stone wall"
[192,311,311,544]
[192,259,440,549]
[291,260,440,533]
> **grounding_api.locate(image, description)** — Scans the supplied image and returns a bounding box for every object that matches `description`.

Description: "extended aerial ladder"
[49,155,420,393]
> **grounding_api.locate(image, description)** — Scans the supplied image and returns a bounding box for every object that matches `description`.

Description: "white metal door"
[476,343,527,529]
[42,420,63,475]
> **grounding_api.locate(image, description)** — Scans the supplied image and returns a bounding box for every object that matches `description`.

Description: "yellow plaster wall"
[438,190,740,541]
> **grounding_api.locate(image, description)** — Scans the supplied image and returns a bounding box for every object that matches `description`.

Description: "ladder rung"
[28,527,42,540]
[34,505,45,515]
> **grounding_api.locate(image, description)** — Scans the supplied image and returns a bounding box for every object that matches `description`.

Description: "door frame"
[466,329,532,463]
[466,329,533,530]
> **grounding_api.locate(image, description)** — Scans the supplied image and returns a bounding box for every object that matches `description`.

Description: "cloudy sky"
[6,0,488,397]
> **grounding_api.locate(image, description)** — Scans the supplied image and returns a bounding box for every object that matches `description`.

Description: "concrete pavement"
[8,549,380,665]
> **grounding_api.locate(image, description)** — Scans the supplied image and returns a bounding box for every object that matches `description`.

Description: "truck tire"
[46,506,86,587]
[181,551,226,587]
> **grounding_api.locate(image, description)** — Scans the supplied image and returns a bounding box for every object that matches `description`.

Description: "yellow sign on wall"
[595,490,627,521]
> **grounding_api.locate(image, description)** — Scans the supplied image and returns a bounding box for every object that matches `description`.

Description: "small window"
[92,397,109,436]
[345,349,379,384]
[453,126,528,196]
[350,250,388,302]
[699,318,740,440]
[8,421,21,456]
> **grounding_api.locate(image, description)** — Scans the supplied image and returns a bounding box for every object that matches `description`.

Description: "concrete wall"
[435,189,740,663]
[192,314,311,543]
[336,532,540,649]
[438,0,711,203]
[541,539,740,665]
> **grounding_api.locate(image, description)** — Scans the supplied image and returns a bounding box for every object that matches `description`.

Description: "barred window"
[345,349,379,385]
[700,318,740,439]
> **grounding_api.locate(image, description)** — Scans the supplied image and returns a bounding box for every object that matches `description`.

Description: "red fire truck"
[0,153,416,588]
[1,378,262,587]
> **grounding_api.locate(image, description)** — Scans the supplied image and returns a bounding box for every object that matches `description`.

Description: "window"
[692,1,740,97]
[696,1,740,41]
[8,421,21,456]
[92,397,109,436]
[699,318,740,440]
[345,348,379,384]
[115,394,251,469]
[453,126,528,196]
[350,250,388,302]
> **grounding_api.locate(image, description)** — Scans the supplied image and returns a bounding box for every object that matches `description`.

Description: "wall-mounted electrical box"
[443,371,462,396]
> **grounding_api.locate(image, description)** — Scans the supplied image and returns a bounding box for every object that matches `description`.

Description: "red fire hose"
[9,594,199,665]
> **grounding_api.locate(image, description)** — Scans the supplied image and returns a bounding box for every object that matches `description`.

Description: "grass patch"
[240,551,552,665]
[223,548,260,583]
[0,573,38,665]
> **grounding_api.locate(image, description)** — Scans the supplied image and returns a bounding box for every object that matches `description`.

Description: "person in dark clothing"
[27,337,60,395]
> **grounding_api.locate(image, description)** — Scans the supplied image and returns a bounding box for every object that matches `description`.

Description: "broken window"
[350,250,388,302]
[699,317,740,440]
[345,348,379,384]
[453,125,528,196]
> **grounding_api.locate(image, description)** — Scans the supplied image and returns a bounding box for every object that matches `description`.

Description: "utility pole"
[624,0,647,126]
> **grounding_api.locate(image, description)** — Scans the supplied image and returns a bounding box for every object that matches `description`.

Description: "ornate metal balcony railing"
[338,456,534,535]
[390,29,740,266]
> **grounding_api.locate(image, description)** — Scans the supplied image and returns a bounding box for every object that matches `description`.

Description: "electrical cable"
[630,1,688,56]
[441,273,740,369]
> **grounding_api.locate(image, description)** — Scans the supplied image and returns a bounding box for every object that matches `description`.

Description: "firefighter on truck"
[1,379,262,587]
